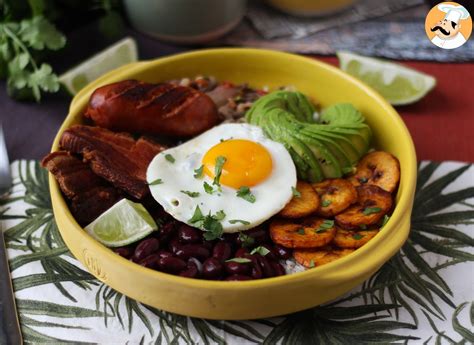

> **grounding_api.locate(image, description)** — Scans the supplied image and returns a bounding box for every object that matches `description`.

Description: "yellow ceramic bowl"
[49,48,416,320]
[265,0,356,16]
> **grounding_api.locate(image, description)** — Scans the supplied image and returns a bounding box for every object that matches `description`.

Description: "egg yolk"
[202,139,273,189]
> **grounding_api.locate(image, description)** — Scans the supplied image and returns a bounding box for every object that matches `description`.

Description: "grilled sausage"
[84,80,220,137]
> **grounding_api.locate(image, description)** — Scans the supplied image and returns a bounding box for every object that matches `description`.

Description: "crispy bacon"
[41,151,122,225]
[59,125,166,199]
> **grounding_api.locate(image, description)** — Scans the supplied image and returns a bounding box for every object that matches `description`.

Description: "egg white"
[146,123,297,233]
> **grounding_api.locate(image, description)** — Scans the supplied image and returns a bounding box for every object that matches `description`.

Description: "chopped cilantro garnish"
[309,259,315,268]
[353,233,364,240]
[188,208,226,241]
[362,207,382,215]
[226,258,252,264]
[215,210,226,221]
[296,228,305,235]
[194,165,204,178]
[236,186,256,203]
[203,181,214,194]
[250,246,270,256]
[238,233,255,247]
[381,215,390,227]
[315,229,328,234]
[229,219,251,225]
[148,178,163,186]
[181,190,200,198]
[316,220,334,233]
[213,156,227,186]
[291,186,301,198]
[165,154,175,163]
[321,199,332,207]
[189,206,204,224]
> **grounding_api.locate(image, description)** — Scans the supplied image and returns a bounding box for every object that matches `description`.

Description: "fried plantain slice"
[279,181,320,218]
[333,228,379,248]
[269,216,336,248]
[312,178,358,217]
[335,185,392,230]
[348,151,400,193]
[293,246,354,268]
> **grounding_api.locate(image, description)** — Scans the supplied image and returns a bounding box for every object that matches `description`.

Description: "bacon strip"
[59,125,166,199]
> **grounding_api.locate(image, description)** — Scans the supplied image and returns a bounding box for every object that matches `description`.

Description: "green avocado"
[245,91,372,182]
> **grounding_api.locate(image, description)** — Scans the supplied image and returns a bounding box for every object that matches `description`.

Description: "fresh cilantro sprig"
[229,219,250,225]
[250,246,270,256]
[238,232,255,247]
[188,206,226,240]
[321,199,332,207]
[315,220,334,233]
[181,190,200,198]
[236,186,256,203]
[0,16,65,101]
[194,165,204,178]
[291,186,301,198]
[213,156,227,186]
[362,207,382,215]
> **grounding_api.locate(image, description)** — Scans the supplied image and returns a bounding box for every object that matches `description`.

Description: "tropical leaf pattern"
[0,160,473,344]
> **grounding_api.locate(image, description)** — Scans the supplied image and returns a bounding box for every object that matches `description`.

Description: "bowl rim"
[50,47,417,291]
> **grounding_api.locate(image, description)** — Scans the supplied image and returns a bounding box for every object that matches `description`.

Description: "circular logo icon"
[425,2,472,49]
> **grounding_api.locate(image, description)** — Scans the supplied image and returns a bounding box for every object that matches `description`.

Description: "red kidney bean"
[179,261,199,278]
[225,274,252,281]
[242,254,263,279]
[271,261,286,276]
[212,241,232,262]
[133,238,160,262]
[256,254,275,278]
[273,244,292,260]
[168,237,180,254]
[202,257,223,280]
[159,256,187,274]
[225,261,251,275]
[178,224,202,244]
[114,247,133,259]
[245,227,269,244]
[235,247,249,258]
[156,250,173,259]
[158,221,177,243]
[222,233,238,245]
[201,240,214,251]
[139,254,160,270]
[175,244,210,261]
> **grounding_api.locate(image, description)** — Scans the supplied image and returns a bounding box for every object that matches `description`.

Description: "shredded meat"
[41,151,122,225]
[59,125,166,200]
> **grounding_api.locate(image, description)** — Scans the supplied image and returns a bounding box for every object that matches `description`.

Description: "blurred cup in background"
[123,0,247,44]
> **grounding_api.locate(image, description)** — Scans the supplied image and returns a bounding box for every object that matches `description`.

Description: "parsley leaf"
[19,16,66,50]
[291,186,301,198]
[203,181,214,194]
[194,165,204,178]
[238,233,255,247]
[226,258,252,263]
[362,207,382,215]
[250,246,270,256]
[148,178,163,185]
[321,199,332,207]
[165,154,175,163]
[381,215,390,227]
[213,156,227,186]
[181,190,200,198]
[353,233,364,240]
[236,186,256,203]
[229,219,251,225]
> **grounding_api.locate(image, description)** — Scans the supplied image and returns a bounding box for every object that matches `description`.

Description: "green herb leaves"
[236,186,256,203]
[238,233,255,247]
[250,246,270,256]
[194,165,204,179]
[296,228,305,235]
[229,219,250,225]
[316,220,334,233]
[0,16,65,101]
[148,178,163,186]
[213,156,227,187]
[352,233,364,240]
[226,258,251,264]
[321,199,332,207]
[165,154,175,163]
[362,207,382,215]
[291,186,301,198]
[180,190,200,198]
[203,181,214,194]
[188,206,226,241]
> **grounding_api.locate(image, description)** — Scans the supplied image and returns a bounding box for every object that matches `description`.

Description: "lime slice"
[85,199,157,247]
[59,37,138,95]
[337,51,436,106]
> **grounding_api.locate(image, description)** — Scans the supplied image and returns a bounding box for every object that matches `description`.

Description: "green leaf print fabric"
[1,160,473,344]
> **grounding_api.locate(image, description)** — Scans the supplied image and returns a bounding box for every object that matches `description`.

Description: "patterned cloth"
[1,160,473,344]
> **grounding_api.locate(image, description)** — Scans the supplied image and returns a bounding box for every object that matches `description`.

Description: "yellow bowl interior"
[50,48,417,320]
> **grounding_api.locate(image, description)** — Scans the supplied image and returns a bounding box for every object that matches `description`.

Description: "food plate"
[48,48,416,320]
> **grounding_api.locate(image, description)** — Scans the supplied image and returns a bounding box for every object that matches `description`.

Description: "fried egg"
[146,123,297,232]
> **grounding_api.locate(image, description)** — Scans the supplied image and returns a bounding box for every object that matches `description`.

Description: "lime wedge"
[59,37,138,95]
[337,51,436,106]
[85,199,157,247]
